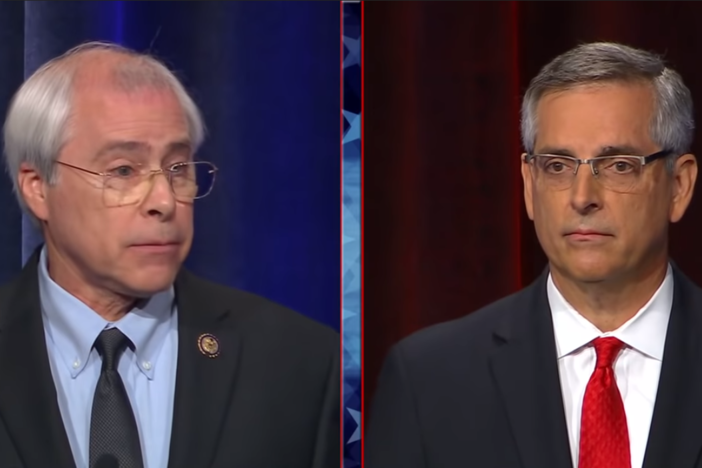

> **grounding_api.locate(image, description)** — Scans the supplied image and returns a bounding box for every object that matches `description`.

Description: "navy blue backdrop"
[0,1,341,331]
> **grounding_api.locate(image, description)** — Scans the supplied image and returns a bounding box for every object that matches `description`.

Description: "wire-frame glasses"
[56,160,219,207]
[523,150,672,193]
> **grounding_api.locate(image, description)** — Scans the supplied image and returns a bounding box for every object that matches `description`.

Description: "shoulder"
[0,277,20,304]
[673,264,702,300]
[391,287,530,366]
[0,264,33,305]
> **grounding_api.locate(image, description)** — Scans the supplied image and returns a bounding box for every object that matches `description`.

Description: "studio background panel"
[342,4,362,467]
[0,1,341,332]
[364,1,702,423]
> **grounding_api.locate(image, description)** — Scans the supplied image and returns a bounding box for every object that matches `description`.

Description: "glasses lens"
[172,162,217,201]
[530,155,645,193]
[102,169,144,207]
[532,156,575,190]
[101,162,217,207]
[592,157,643,193]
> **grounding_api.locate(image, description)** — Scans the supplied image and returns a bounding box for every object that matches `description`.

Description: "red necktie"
[578,337,631,468]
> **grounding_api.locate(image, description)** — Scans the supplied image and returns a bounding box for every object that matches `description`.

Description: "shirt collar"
[549,264,673,361]
[38,246,176,380]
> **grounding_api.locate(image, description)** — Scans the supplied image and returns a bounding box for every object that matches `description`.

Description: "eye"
[108,165,137,178]
[170,162,197,179]
[603,158,637,174]
[541,157,574,174]
[547,162,565,172]
[167,162,188,175]
[615,162,632,172]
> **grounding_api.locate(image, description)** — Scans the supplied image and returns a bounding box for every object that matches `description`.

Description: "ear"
[17,162,50,221]
[669,153,697,223]
[521,153,535,220]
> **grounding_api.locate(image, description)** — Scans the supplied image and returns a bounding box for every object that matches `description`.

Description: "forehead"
[71,83,186,124]
[67,55,188,137]
[534,83,656,153]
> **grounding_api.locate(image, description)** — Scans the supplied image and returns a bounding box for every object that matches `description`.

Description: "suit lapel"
[642,266,702,468]
[489,270,573,468]
[0,250,76,468]
[167,270,242,468]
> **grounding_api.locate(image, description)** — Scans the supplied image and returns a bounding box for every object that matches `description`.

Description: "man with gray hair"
[367,42,701,468]
[0,41,339,468]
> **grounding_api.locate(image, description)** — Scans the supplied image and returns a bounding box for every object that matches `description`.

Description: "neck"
[44,243,135,322]
[550,258,669,332]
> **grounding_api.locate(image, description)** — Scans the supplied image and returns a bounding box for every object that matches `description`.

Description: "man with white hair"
[0,41,339,468]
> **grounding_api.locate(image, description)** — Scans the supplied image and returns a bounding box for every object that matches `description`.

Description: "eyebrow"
[535,144,646,157]
[94,139,193,160]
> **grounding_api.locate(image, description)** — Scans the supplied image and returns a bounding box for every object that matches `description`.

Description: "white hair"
[3,41,206,221]
[521,42,694,171]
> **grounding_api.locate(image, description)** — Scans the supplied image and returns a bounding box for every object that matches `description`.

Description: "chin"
[561,260,623,283]
[123,267,179,297]
[550,248,622,283]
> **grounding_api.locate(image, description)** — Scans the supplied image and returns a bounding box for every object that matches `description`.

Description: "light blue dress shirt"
[38,246,178,468]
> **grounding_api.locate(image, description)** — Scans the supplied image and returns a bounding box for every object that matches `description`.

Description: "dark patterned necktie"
[578,337,631,468]
[89,328,145,468]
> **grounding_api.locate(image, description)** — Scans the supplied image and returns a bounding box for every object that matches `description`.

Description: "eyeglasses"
[55,160,218,207]
[523,150,672,193]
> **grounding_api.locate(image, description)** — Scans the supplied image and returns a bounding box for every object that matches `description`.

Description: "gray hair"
[3,41,206,220]
[520,42,694,170]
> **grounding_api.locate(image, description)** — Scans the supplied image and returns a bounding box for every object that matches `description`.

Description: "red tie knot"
[593,337,625,369]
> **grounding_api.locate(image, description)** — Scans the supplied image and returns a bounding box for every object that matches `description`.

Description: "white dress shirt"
[548,265,673,468]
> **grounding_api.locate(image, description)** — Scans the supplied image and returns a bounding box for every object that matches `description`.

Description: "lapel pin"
[197,333,220,358]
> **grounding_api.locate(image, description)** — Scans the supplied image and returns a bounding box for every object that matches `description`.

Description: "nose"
[569,162,603,215]
[139,171,176,219]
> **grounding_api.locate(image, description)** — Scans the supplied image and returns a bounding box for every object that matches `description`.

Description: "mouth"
[564,230,612,241]
[129,242,181,253]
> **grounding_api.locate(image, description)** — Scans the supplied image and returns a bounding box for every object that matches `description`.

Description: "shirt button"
[72,359,80,369]
[142,361,152,370]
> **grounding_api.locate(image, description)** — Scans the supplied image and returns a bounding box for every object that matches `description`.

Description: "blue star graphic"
[343,35,360,68]
[343,111,360,144]
[346,408,361,444]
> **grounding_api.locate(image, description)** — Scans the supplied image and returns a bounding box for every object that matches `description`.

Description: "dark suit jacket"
[0,249,339,468]
[367,265,702,468]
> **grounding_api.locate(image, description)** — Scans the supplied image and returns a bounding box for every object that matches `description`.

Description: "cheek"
[175,204,194,230]
[529,193,564,256]
[618,192,668,233]
[46,185,115,245]
[531,191,563,229]
[49,176,104,213]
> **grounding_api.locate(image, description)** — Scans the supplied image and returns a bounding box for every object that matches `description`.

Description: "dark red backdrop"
[364,1,702,425]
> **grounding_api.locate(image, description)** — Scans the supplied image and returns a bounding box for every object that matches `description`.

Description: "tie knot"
[94,328,131,371]
[592,337,625,369]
